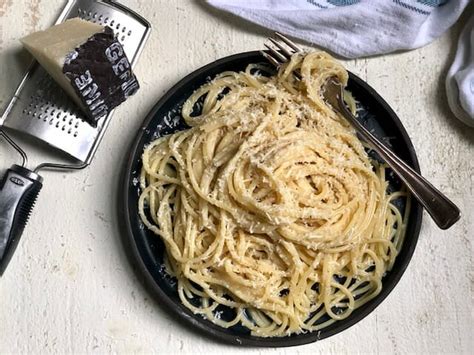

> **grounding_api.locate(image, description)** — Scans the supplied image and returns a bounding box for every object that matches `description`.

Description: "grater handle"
[0,165,43,276]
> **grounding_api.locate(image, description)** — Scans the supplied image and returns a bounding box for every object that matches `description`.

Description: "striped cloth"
[207,0,470,58]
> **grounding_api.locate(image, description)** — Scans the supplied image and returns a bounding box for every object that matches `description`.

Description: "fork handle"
[337,99,460,230]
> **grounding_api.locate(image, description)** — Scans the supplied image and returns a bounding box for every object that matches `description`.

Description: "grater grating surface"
[0,0,151,164]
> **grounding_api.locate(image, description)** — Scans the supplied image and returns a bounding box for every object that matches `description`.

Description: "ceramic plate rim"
[118,51,423,347]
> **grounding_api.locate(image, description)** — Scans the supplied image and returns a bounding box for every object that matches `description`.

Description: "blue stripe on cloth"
[416,0,447,6]
[306,0,328,9]
[327,0,360,5]
[393,0,431,15]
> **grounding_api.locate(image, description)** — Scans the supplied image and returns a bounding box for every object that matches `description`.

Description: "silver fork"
[261,32,460,230]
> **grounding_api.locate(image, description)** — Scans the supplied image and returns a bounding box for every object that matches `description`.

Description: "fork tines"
[261,32,303,68]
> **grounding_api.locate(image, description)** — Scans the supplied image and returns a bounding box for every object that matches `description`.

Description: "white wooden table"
[1,1,472,354]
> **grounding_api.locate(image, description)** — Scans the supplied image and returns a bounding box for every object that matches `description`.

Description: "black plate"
[119,51,423,347]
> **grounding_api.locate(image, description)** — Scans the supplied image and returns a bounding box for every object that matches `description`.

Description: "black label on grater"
[63,27,139,126]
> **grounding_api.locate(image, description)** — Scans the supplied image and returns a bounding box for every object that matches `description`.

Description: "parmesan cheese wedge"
[21,18,139,126]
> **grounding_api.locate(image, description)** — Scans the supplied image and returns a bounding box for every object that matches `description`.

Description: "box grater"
[0,0,151,275]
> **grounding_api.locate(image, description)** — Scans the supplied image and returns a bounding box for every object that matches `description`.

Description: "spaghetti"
[138,52,410,337]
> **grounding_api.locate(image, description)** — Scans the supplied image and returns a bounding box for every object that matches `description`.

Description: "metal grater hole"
[98,15,103,21]
[49,119,54,125]
[93,12,97,19]
[57,112,61,118]
[104,17,109,24]
[73,132,78,137]
[88,11,92,17]
[77,7,81,14]
[61,125,66,131]
[27,111,32,116]
[33,112,37,117]
[69,119,73,125]
[122,27,126,33]
[67,128,72,134]
[75,122,79,128]
[121,35,126,42]
[128,30,132,36]
[55,122,60,128]
[22,109,27,114]
[116,23,120,30]
[50,109,55,115]
[38,114,43,119]
[110,20,115,26]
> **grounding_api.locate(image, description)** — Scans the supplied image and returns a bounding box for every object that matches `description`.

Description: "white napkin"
[207,0,470,58]
[446,14,474,127]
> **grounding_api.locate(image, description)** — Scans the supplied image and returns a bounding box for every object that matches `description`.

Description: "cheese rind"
[21,18,139,126]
